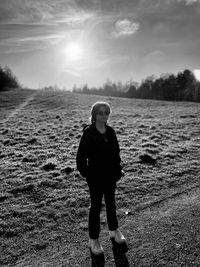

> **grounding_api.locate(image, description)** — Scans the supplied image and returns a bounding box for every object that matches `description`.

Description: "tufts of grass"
[46,152,56,158]
[48,135,57,140]
[38,179,60,189]
[161,151,176,159]
[127,146,138,152]
[14,151,24,158]
[65,197,77,207]
[2,139,11,145]
[145,148,160,155]
[139,154,157,165]
[34,242,48,251]
[0,153,6,159]
[139,124,149,129]
[61,166,74,175]
[149,133,163,141]
[76,207,88,217]
[41,160,57,171]
[68,132,75,137]
[8,183,35,195]
[142,141,158,148]
[0,193,11,202]
[137,129,144,134]
[27,137,38,145]
[78,222,88,230]
[2,129,9,134]
[55,115,61,120]
[73,124,79,129]
[3,228,20,238]
[49,171,60,177]
[22,154,37,163]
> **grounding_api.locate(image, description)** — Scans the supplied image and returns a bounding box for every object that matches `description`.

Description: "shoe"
[109,229,126,244]
[89,238,104,255]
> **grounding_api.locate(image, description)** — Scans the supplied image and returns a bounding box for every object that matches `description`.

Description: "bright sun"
[64,42,83,61]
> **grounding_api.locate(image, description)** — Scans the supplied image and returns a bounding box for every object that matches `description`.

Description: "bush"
[0,65,20,91]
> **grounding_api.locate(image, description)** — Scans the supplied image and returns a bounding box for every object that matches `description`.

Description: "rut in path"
[1,92,37,124]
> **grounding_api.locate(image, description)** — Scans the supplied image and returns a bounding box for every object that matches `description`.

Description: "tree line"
[73,69,200,102]
[0,65,20,91]
[1,65,200,102]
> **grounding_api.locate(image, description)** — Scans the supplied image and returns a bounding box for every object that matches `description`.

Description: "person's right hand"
[121,170,125,177]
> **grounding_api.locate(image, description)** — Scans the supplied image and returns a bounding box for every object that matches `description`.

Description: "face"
[95,106,110,124]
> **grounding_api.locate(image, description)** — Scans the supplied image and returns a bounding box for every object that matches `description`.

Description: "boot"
[109,229,126,244]
[89,238,104,255]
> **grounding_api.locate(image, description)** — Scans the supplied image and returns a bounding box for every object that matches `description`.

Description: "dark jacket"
[76,124,123,182]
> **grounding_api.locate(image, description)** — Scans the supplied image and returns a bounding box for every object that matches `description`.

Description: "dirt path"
[13,186,200,267]
[123,186,200,266]
[1,92,37,124]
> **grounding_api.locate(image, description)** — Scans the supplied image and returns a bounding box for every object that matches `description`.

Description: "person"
[76,101,127,255]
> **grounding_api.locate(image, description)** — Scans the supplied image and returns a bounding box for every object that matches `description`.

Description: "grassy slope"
[0,89,200,266]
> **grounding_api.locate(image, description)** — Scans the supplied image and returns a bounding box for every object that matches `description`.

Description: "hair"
[90,101,111,124]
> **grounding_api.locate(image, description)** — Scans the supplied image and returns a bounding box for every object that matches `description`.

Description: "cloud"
[0,0,96,25]
[143,50,165,63]
[184,0,200,5]
[61,58,109,77]
[62,69,81,77]
[76,59,110,71]
[112,19,139,38]
[177,0,200,5]
[0,34,65,54]
[0,0,51,24]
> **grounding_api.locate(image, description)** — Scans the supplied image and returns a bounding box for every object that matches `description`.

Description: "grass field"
[0,89,200,266]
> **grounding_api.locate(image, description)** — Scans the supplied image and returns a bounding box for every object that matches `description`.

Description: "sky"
[0,0,200,90]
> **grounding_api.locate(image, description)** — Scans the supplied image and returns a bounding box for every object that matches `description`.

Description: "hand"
[121,170,125,177]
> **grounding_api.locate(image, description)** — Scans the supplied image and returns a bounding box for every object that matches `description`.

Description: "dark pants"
[87,179,118,239]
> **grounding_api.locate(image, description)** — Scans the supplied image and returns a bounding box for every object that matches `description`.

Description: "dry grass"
[0,89,200,266]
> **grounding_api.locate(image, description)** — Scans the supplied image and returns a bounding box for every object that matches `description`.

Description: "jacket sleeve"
[76,132,89,177]
[112,129,122,166]
[111,129,124,181]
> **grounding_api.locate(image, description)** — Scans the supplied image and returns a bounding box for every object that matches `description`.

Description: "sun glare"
[194,69,200,82]
[64,42,83,61]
